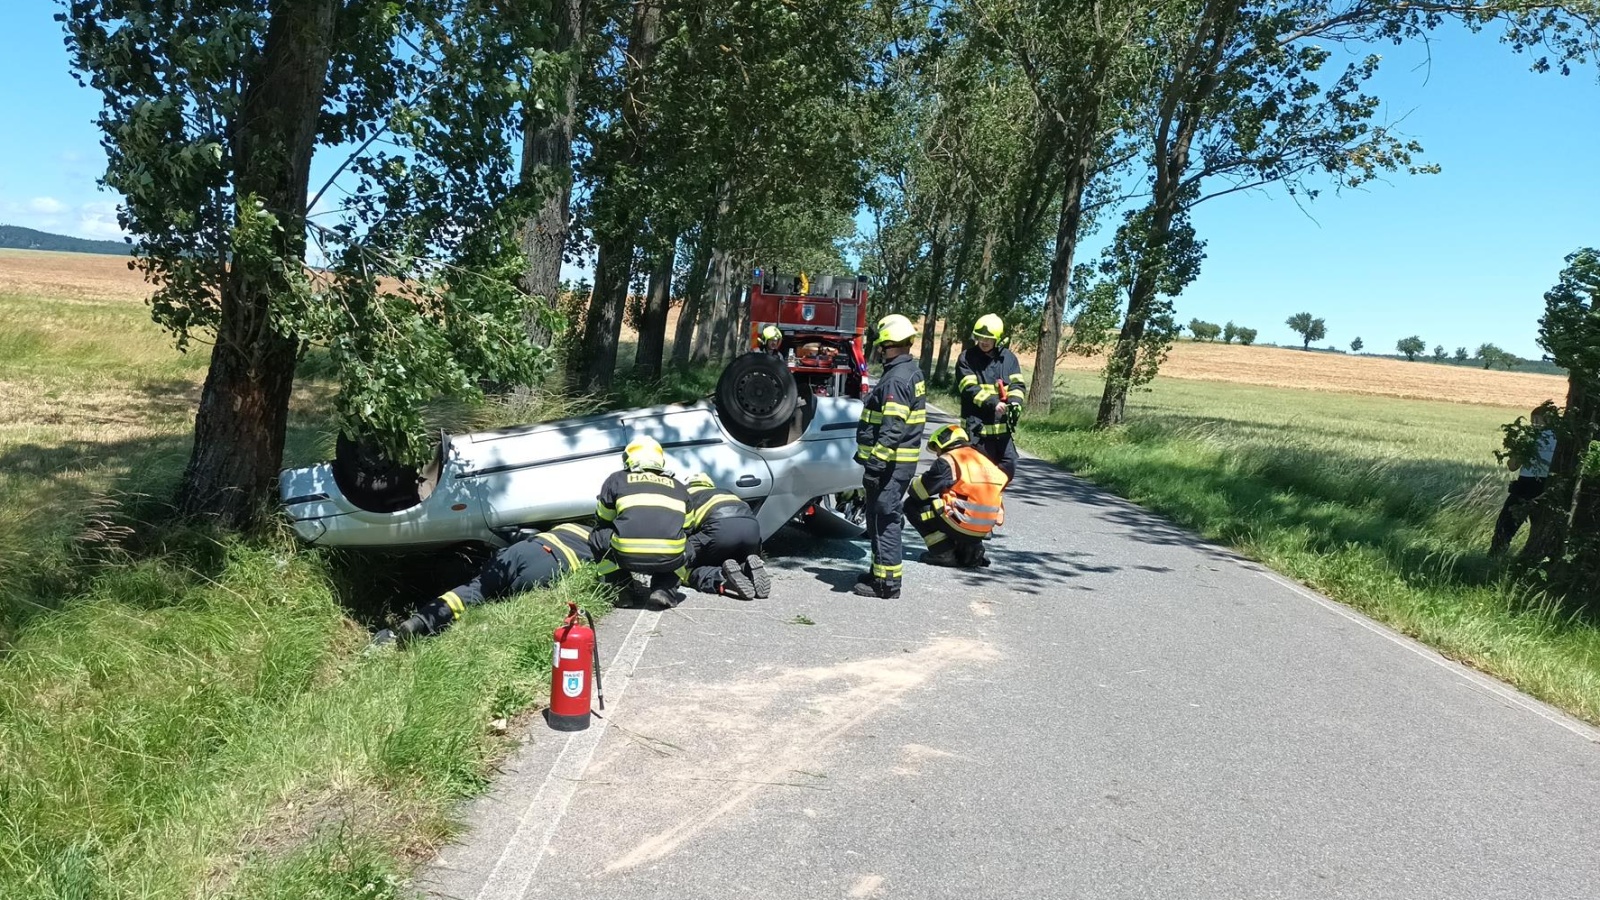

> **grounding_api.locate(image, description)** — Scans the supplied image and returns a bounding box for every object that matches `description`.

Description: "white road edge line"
[1254,568,1600,745]
[998,402,1598,744]
[472,608,663,900]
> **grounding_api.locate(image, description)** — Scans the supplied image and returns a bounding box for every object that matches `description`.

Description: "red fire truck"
[748,269,871,399]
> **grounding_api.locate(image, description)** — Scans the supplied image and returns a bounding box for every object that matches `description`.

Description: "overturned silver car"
[279,354,866,550]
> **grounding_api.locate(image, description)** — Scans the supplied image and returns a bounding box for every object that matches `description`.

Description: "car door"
[621,405,775,502]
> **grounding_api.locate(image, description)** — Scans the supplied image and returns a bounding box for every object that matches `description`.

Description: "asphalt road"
[422,425,1600,900]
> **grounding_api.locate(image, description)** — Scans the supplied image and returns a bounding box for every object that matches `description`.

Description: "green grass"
[0,283,695,897]
[1012,371,1600,724]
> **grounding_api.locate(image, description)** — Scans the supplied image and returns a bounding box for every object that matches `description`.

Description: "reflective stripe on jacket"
[856,352,927,466]
[939,446,1008,537]
[535,522,595,572]
[687,486,753,529]
[956,345,1026,435]
[596,470,690,568]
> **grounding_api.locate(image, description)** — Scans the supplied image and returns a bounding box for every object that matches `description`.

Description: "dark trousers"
[904,493,977,554]
[977,435,1018,482]
[1492,476,1547,552]
[864,463,914,585]
[450,539,568,606]
[687,514,762,593]
[588,527,683,599]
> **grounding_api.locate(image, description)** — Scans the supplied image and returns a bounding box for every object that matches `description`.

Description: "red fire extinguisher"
[547,602,604,732]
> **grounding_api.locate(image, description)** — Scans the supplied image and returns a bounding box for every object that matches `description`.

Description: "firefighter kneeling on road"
[590,436,692,609]
[907,424,1008,569]
[683,473,770,600]
[957,314,1027,482]
[374,522,595,646]
[853,313,927,599]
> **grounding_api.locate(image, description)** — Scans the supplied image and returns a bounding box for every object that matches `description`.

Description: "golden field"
[0,248,1567,411]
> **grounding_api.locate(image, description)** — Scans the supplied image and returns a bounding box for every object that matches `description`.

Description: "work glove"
[861,462,885,492]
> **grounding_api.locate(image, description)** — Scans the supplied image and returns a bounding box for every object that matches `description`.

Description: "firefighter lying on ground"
[853,313,927,599]
[373,522,595,645]
[590,436,693,609]
[683,473,770,600]
[956,313,1026,482]
[906,424,1009,569]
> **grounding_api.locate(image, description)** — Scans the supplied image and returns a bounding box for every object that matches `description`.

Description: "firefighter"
[906,424,1008,568]
[956,313,1027,481]
[852,313,927,599]
[373,522,595,645]
[590,436,692,609]
[759,324,785,358]
[683,473,770,600]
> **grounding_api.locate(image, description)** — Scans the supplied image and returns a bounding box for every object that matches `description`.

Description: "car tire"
[716,352,799,435]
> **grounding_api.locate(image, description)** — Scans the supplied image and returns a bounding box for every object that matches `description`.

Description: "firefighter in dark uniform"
[374,522,595,645]
[759,324,785,358]
[906,424,1008,569]
[590,436,692,609]
[852,313,926,599]
[956,314,1026,481]
[683,473,770,600]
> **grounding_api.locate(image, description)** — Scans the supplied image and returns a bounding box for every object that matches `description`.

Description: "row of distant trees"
[1384,338,1523,368]
[1279,311,1527,369]
[1185,319,1258,345]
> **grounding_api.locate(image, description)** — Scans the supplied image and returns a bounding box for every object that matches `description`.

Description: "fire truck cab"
[748,270,871,399]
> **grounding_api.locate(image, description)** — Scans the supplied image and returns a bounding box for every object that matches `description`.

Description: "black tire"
[715,352,799,434]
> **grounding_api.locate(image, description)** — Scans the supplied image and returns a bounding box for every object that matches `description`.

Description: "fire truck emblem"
[801,304,816,322]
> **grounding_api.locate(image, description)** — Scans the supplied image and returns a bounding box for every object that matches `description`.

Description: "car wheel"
[716,352,799,435]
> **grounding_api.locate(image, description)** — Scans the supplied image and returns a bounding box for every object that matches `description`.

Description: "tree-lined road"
[423,453,1600,899]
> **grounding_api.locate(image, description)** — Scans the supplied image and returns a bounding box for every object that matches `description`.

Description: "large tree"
[1519,248,1600,599]
[1286,312,1328,349]
[61,0,562,526]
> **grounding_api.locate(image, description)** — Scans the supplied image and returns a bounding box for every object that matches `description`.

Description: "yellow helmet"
[973,314,1005,341]
[874,313,918,346]
[686,472,715,489]
[623,436,666,472]
[928,423,970,453]
[760,325,782,343]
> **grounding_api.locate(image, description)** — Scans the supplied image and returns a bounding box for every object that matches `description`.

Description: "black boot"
[851,578,901,599]
[396,598,455,644]
[720,559,757,600]
[746,554,771,599]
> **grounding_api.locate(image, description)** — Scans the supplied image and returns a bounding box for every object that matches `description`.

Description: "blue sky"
[1,5,1594,358]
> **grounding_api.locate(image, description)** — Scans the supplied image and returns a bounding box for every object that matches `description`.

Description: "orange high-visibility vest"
[940,446,1008,537]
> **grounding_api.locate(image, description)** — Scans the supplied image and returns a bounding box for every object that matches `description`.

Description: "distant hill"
[0,224,129,256]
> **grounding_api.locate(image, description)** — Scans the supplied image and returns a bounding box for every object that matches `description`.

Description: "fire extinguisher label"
[560,648,580,660]
[552,642,561,670]
[562,670,585,698]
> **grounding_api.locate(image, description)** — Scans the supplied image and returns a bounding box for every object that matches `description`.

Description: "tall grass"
[1015,372,1600,723]
[0,277,687,897]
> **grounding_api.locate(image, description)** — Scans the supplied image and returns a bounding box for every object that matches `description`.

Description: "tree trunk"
[1027,154,1091,416]
[517,0,587,362]
[671,229,712,369]
[918,208,952,375]
[1094,202,1177,428]
[574,0,658,393]
[175,0,338,527]
[578,230,636,392]
[633,235,676,378]
[693,246,731,363]
[931,202,979,385]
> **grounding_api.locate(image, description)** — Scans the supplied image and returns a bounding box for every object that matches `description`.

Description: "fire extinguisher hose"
[583,608,605,711]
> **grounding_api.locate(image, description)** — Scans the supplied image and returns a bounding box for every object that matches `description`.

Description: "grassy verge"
[1010,372,1600,724]
[0,277,704,897]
